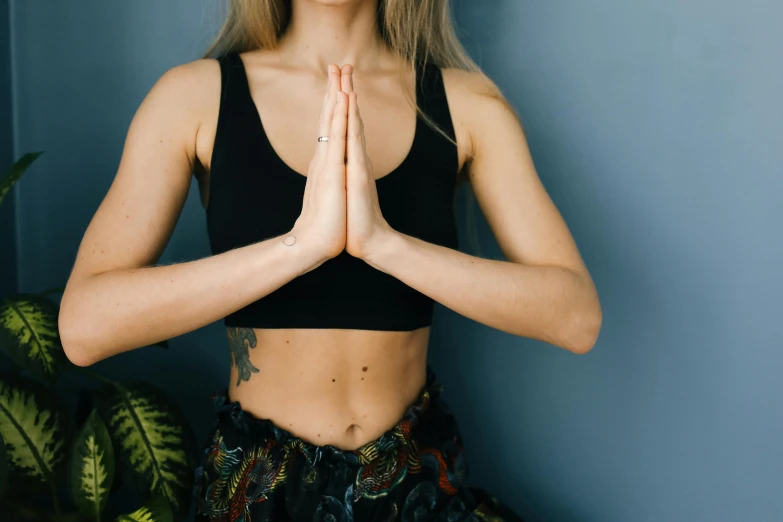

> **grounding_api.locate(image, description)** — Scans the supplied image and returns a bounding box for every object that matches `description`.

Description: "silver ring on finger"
[317,136,330,143]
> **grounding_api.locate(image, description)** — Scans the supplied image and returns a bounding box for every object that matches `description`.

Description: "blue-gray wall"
[436,1,782,520]
[9,0,223,439]
[0,2,17,297]
[7,1,782,521]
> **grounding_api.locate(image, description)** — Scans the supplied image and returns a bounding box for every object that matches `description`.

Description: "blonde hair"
[203,0,503,256]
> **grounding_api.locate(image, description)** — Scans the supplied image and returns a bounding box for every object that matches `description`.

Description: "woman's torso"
[192,49,469,450]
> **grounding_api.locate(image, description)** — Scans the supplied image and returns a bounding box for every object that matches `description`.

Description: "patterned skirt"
[192,365,525,521]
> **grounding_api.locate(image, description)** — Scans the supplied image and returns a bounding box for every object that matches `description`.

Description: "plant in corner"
[0,152,198,522]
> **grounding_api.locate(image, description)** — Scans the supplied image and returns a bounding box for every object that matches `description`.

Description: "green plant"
[0,153,197,522]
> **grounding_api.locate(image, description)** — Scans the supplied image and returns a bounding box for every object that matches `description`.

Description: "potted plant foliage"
[0,152,198,522]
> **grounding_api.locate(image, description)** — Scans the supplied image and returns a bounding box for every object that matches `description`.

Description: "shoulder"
[440,67,524,156]
[158,56,220,85]
[109,57,225,177]
[128,58,223,165]
[145,58,221,119]
[440,66,520,127]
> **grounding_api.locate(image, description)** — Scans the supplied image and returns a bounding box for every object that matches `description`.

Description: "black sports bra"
[206,51,460,331]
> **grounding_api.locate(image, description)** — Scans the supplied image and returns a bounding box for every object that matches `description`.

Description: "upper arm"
[66,58,220,282]
[443,68,590,276]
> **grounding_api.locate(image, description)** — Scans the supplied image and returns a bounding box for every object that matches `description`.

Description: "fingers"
[315,64,342,167]
[346,91,367,169]
[340,64,354,94]
[313,64,354,175]
[341,65,367,170]
[327,63,342,98]
[326,91,348,171]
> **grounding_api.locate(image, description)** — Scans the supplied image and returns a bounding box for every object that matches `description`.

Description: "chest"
[199,53,465,331]
[205,115,460,258]
[252,80,422,182]
[203,56,462,258]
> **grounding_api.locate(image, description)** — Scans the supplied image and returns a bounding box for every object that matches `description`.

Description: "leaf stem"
[48,478,62,518]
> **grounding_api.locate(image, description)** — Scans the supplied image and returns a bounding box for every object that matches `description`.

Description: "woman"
[59,0,602,520]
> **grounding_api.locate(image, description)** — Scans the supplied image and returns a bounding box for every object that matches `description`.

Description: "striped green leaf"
[0,294,66,385]
[0,152,43,207]
[95,382,195,516]
[0,374,68,484]
[115,495,173,522]
[69,409,115,521]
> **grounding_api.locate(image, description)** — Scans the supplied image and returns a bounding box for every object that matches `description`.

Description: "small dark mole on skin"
[332,378,336,382]
[362,366,368,372]
[317,433,320,437]
[361,377,364,380]
[286,340,289,344]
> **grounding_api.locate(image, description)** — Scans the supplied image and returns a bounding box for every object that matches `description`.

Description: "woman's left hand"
[340,64,396,260]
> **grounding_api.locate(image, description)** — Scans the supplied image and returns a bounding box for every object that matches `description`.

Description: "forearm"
[364,231,602,353]
[59,231,322,365]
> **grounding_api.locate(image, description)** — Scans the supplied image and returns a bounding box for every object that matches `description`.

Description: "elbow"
[563,300,603,355]
[63,346,98,368]
[58,299,102,367]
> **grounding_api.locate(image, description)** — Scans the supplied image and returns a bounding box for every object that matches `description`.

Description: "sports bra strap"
[216,52,252,114]
[416,61,457,142]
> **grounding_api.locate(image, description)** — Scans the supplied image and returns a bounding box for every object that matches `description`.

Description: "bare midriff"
[225,326,430,451]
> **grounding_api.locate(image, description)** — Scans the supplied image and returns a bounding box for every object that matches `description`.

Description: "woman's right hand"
[290,64,348,266]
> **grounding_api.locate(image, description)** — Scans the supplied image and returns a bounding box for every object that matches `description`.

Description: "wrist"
[362,227,404,271]
[276,229,332,275]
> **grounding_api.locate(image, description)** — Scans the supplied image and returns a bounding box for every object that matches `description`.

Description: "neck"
[277,0,389,72]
